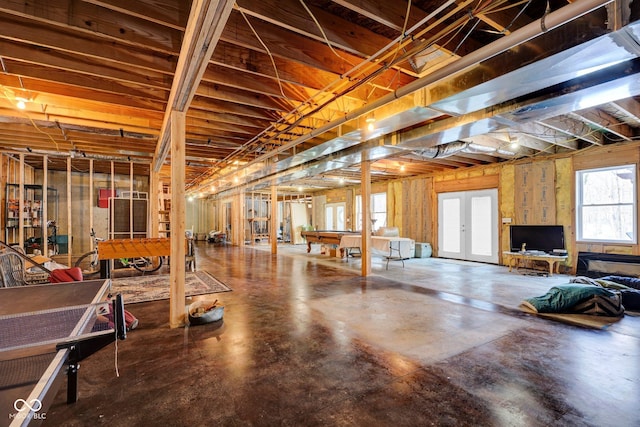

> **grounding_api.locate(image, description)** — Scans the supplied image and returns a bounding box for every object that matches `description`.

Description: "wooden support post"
[110,161,115,240]
[129,162,134,239]
[18,154,24,250]
[150,168,159,238]
[361,153,371,277]
[233,192,243,245]
[250,191,255,245]
[89,158,94,245]
[271,184,277,254]
[170,111,186,328]
[42,155,48,257]
[66,157,72,267]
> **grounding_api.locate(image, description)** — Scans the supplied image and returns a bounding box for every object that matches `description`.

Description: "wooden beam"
[236,0,395,58]
[0,0,183,54]
[0,38,171,89]
[154,0,236,171]
[0,13,177,73]
[169,110,186,328]
[209,41,378,102]
[82,0,189,30]
[570,109,633,141]
[220,11,413,88]
[331,0,426,32]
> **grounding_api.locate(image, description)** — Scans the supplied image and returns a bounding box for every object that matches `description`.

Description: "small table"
[340,235,413,268]
[503,251,568,276]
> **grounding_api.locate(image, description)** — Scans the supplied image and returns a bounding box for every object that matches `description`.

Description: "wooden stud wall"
[500,164,516,262]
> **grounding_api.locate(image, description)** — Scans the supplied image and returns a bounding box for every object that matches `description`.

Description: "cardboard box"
[26,255,51,269]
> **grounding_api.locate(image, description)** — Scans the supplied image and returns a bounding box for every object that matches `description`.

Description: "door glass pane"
[355,196,362,230]
[470,196,492,256]
[336,206,345,230]
[325,207,334,230]
[442,198,460,253]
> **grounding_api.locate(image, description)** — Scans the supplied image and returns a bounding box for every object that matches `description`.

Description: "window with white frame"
[576,165,636,243]
[355,193,387,231]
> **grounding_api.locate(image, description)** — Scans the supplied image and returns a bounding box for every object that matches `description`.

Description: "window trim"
[355,192,387,231]
[576,164,637,244]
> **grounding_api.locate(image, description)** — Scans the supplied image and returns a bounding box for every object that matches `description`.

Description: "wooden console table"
[503,251,567,276]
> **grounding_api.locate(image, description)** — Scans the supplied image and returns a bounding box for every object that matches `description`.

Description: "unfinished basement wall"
[42,169,149,255]
[186,198,215,236]
[572,143,640,257]
[432,165,502,257]
[310,142,640,274]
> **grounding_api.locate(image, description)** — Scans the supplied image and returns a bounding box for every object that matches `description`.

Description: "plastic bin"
[56,235,69,254]
[414,242,432,258]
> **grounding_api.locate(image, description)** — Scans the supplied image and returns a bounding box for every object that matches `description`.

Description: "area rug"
[110,271,232,304]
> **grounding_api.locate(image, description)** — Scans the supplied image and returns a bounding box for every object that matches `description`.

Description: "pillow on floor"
[600,275,640,290]
[524,284,623,316]
[571,276,631,290]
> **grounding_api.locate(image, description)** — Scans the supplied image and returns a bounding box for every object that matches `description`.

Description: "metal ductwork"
[208,0,617,194]
[411,141,469,159]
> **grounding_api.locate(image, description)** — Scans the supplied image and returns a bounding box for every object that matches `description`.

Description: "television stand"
[503,251,568,276]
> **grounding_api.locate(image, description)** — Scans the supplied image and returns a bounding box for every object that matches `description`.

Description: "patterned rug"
[110,271,232,304]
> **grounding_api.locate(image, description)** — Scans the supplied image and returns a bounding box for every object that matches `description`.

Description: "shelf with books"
[4,184,58,254]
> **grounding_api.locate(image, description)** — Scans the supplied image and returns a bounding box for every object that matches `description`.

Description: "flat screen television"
[509,225,565,253]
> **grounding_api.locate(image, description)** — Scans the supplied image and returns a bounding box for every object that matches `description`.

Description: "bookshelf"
[5,184,58,254]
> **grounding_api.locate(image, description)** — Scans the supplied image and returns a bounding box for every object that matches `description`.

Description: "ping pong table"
[0,279,126,427]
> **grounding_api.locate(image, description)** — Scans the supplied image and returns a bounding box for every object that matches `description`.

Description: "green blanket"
[524,284,619,314]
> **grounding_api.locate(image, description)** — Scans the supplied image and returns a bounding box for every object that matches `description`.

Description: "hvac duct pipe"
[254,0,612,163]
[198,0,612,193]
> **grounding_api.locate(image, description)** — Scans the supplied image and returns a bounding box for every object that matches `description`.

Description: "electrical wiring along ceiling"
[0,0,639,194]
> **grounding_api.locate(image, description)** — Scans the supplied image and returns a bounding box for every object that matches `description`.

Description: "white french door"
[438,189,498,263]
[325,203,345,230]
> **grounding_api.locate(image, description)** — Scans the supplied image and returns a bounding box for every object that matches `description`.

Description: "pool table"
[300,230,361,256]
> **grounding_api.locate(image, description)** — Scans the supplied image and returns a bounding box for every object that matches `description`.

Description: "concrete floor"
[44,242,640,426]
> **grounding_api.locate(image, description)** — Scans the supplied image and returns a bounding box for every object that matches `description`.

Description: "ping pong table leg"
[100,259,110,279]
[67,350,80,403]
